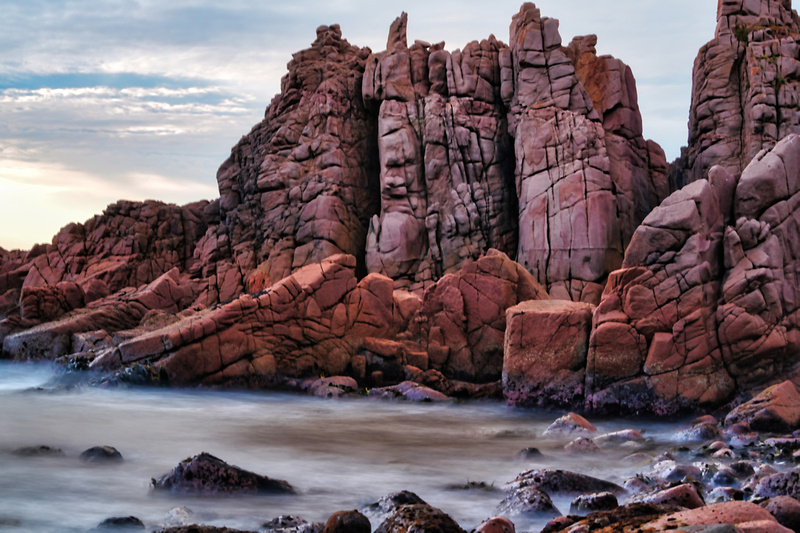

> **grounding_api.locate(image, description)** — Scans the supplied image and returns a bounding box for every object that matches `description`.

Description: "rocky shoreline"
[7,370,800,532]
[5,0,800,416]
[7,0,800,531]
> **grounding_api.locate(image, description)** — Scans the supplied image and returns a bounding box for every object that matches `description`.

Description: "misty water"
[0,362,695,532]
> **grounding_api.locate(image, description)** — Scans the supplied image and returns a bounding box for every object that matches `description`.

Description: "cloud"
[0,158,218,249]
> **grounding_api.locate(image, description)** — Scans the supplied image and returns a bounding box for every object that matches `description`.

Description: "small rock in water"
[564,437,597,454]
[322,510,370,533]
[0,517,22,527]
[262,515,307,530]
[368,381,451,402]
[262,515,323,533]
[151,452,295,496]
[474,516,516,533]
[516,447,543,459]
[374,500,465,533]
[363,490,426,522]
[81,445,124,463]
[153,527,257,533]
[542,413,597,438]
[594,429,644,447]
[641,483,705,509]
[445,481,497,492]
[305,377,358,399]
[569,492,618,514]
[12,445,65,457]
[497,485,560,518]
[93,516,145,530]
[707,487,745,503]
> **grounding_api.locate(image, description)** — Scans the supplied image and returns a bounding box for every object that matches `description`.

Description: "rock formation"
[8,1,800,414]
[363,4,667,302]
[683,0,800,184]
[584,133,800,413]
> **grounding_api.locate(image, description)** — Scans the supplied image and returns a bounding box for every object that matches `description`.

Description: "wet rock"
[445,481,498,493]
[368,381,451,402]
[321,510,370,533]
[726,381,800,434]
[644,501,791,532]
[708,487,746,503]
[497,486,560,518]
[0,517,22,527]
[11,445,64,457]
[540,503,682,532]
[569,492,619,514]
[650,460,703,483]
[515,447,543,460]
[374,502,466,533]
[760,497,800,533]
[506,468,625,497]
[541,413,597,438]
[93,516,145,530]
[305,377,358,399]
[80,446,123,463]
[594,429,645,447]
[474,516,515,533]
[677,421,726,442]
[153,524,257,533]
[564,437,598,454]
[151,452,294,496]
[753,469,800,499]
[262,515,322,533]
[641,483,706,510]
[364,490,426,521]
[711,466,739,487]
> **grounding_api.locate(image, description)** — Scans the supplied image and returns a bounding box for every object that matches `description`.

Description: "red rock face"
[363,13,518,293]
[504,5,668,304]
[195,24,380,304]
[584,133,800,413]
[0,199,209,328]
[683,0,800,184]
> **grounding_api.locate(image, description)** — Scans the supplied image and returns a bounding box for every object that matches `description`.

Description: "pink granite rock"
[725,380,800,432]
[503,300,594,407]
[682,0,800,185]
[644,501,791,532]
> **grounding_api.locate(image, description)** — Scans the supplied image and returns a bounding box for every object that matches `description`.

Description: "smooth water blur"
[0,362,692,532]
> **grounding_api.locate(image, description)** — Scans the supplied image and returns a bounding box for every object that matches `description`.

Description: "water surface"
[0,362,692,532]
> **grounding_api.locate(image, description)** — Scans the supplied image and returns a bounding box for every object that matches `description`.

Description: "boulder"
[506,469,624,497]
[151,453,294,496]
[503,301,594,407]
[374,502,465,533]
[80,446,124,463]
[497,486,560,518]
[474,516,516,533]
[321,511,370,533]
[761,496,800,533]
[725,381,800,433]
[644,501,792,532]
[541,413,597,438]
[569,492,619,514]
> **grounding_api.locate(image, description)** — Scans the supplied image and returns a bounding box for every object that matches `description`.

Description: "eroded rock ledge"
[4,2,800,414]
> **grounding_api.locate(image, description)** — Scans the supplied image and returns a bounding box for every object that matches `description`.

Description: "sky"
[0,0,719,250]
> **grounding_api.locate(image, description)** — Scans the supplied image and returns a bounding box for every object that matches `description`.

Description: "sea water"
[0,362,692,532]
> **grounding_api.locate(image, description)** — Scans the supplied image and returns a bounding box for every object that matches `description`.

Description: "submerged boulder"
[151,453,295,496]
